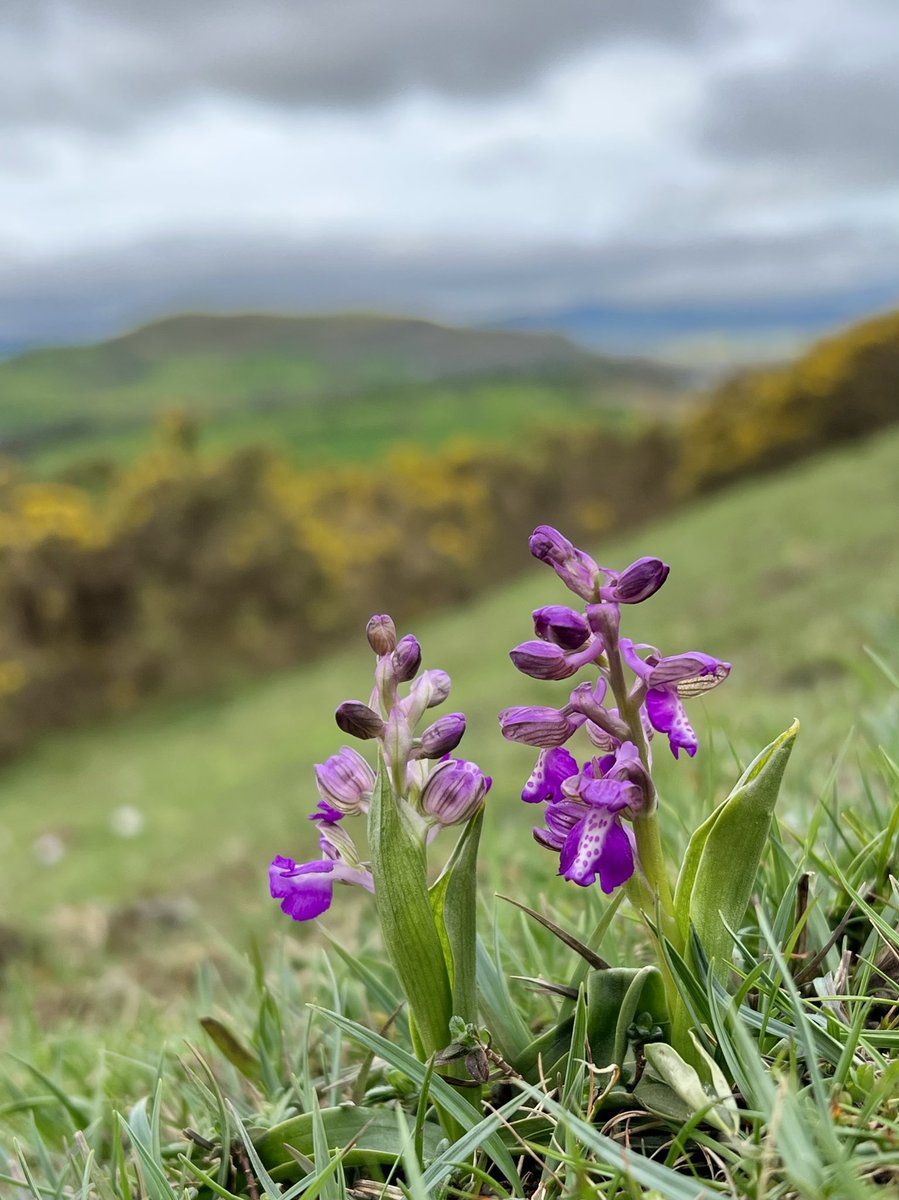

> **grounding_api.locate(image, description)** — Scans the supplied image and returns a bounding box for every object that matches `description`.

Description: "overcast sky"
[2,0,899,350]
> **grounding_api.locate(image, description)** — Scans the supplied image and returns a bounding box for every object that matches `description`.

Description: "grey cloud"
[702,57,899,184]
[0,0,715,132]
[2,223,897,351]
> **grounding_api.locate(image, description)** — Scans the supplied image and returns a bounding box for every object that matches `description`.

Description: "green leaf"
[587,965,667,1074]
[675,720,799,974]
[475,933,531,1066]
[368,764,453,1056]
[638,1042,738,1135]
[430,808,483,1024]
[252,1106,446,1181]
[199,1017,263,1084]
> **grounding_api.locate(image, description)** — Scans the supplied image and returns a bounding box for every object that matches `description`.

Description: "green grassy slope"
[0,313,680,474]
[1,427,896,938]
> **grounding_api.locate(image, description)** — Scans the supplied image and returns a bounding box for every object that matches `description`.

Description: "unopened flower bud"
[510,640,579,681]
[600,557,669,605]
[366,613,397,655]
[391,635,422,682]
[529,525,600,601]
[421,758,491,826]
[314,746,376,815]
[532,605,590,651]
[499,705,581,748]
[335,701,385,740]
[417,712,466,758]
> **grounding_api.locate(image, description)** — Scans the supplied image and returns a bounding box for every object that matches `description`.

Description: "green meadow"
[2,424,896,937]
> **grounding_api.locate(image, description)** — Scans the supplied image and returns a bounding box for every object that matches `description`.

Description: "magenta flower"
[621,639,731,758]
[530,743,647,894]
[270,823,374,922]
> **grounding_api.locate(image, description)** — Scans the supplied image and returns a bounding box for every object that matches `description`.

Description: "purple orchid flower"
[530,742,646,894]
[621,639,732,758]
[270,821,374,922]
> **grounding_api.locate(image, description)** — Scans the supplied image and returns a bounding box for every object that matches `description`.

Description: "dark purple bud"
[421,758,491,826]
[314,746,376,815]
[366,613,397,655]
[586,603,620,646]
[510,640,580,681]
[335,701,385,740]
[600,557,670,605]
[391,635,422,682]
[417,713,467,758]
[529,525,600,601]
[499,705,581,748]
[532,605,591,651]
[530,604,592,652]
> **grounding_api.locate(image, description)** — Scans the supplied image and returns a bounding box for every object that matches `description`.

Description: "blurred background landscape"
[0,0,898,1036]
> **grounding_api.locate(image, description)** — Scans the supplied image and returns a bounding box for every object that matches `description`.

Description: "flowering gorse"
[501,525,731,902]
[270,614,490,925]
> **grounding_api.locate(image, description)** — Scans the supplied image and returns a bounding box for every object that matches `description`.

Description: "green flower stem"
[604,643,674,927]
[603,641,686,1052]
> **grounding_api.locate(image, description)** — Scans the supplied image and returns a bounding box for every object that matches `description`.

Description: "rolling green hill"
[0,312,682,474]
[1,425,896,939]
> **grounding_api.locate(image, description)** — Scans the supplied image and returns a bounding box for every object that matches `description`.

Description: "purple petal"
[599,557,669,605]
[559,809,614,886]
[510,640,579,681]
[533,826,565,852]
[578,777,638,812]
[595,821,635,894]
[499,705,582,748]
[521,747,579,803]
[647,652,731,691]
[646,688,698,759]
[269,856,335,921]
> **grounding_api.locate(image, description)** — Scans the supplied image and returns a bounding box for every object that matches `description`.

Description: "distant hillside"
[0,311,683,472]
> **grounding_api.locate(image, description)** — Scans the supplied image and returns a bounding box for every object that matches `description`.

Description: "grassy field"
[1,430,898,1198]
[1,425,896,946]
[29,374,661,477]
[0,313,680,475]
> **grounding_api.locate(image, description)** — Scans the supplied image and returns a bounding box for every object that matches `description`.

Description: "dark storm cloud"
[3,223,897,351]
[702,57,899,183]
[1,0,715,131]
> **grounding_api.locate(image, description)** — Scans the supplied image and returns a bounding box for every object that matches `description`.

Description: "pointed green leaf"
[676,720,799,974]
[199,1018,263,1084]
[369,765,453,1055]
